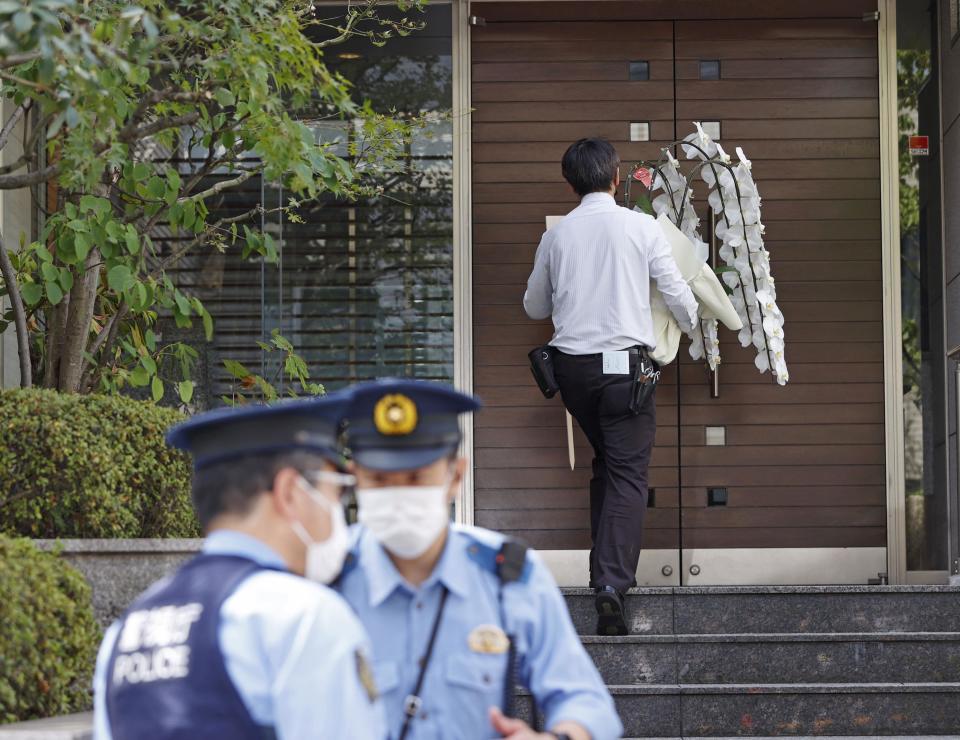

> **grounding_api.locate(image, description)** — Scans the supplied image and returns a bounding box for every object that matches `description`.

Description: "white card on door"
[602,350,630,375]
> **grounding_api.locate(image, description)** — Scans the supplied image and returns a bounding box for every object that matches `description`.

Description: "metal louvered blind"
[163,5,453,405]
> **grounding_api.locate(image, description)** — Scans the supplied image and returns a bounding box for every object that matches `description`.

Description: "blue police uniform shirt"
[93,530,386,740]
[336,524,623,740]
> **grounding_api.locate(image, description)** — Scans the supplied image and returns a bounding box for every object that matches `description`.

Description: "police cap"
[345,379,481,472]
[166,391,352,470]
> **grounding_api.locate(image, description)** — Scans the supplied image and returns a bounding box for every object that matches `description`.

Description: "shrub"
[0,537,101,722]
[0,389,198,538]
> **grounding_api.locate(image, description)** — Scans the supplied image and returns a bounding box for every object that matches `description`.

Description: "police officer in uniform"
[92,394,385,740]
[336,379,622,740]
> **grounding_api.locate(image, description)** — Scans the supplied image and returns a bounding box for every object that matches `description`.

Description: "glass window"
[166,4,453,404]
[897,1,947,571]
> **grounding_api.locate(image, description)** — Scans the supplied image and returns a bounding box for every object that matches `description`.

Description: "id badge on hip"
[602,350,630,375]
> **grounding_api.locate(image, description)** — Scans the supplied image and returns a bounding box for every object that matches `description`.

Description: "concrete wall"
[940,0,960,576]
[0,98,34,389]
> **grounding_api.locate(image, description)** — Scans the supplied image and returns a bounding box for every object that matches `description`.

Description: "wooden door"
[673,17,885,583]
[471,17,682,564]
[469,0,885,585]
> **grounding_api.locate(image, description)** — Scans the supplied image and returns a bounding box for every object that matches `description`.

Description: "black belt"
[556,345,648,360]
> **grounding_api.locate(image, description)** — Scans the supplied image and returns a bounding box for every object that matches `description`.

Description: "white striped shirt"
[523,192,699,355]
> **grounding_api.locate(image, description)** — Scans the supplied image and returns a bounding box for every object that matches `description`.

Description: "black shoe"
[595,586,627,636]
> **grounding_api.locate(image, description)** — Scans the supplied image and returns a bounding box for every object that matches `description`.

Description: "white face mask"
[356,476,453,560]
[290,475,351,585]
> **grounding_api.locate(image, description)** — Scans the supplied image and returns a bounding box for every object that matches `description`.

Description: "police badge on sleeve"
[355,648,379,703]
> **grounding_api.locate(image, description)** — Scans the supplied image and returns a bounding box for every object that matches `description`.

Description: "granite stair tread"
[520,682,960,695]
[581,631,960,643]
[562,585,960,635]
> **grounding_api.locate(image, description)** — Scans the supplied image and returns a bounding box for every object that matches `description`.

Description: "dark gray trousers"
[553,350,656,593]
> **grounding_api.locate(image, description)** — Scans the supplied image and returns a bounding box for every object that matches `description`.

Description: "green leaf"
[135,281,148,310]
[177,381,195,404]
[146,176,166,199]
[20,282,42,306]
[140,355,157,375]
[633,193,654,216]
[41,262,59,282]
[35,244,53,262]
[58,267,73,292]
[223,359,250,380]
[151,376,164,403]
[124,226,140,254]
[174,291,190,317]
[182,200,196,231]
[132,163,151,182]
[56,234,78,265]
[130,366,150,387]
[145,329,157,352]
[74,232,92,261]
[214,88,235,107]
[45,280,63,305]
[201,308,213,341]
[80,195,111,219]
[167,168,181,193]
[107,264,134,293]
[67,219,90,233]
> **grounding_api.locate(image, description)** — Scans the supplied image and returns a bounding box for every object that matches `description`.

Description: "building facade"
[2,0,959,587]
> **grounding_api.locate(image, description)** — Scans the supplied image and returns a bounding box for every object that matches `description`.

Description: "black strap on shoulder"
[496,539,531,722]
[496,539,529,584]
[398,585,449,740]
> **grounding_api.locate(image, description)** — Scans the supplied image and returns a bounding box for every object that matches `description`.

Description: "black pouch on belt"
[629,350,660,415]
[528,345,560,398]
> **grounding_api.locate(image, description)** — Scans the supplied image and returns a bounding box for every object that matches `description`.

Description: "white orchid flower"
[655,126,789,383]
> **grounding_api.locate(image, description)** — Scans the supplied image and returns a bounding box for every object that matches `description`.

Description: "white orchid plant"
[626,123,789,385]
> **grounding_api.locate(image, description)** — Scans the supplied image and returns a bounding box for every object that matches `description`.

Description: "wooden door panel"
[674,17,885,550]
[470,2,885,560]
[471,16,677,548]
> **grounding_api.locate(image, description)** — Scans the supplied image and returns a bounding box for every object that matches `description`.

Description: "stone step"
[562,586,960,635]
[0,713,92,739]
[580,632,960,685]
[519,682,960,737]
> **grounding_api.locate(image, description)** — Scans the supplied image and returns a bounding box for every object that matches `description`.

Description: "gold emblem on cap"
[467,624,510,655]
[374,394,418,436]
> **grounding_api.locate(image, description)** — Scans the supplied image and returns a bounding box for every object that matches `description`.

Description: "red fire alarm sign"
[909,135,930,156]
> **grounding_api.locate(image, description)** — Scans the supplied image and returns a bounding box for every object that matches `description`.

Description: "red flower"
[633,167,652,188]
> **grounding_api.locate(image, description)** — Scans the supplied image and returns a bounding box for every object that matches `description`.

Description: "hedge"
[0,537,101,723]
[0,389,198,538]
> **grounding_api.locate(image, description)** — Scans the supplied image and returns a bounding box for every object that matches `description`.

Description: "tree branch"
[311,2,378,48]
[178,167,260,204]
[80,303,128,391]
[0,229,32,387]
[121,112,202,143]
[0,51,42,69]
[149,205,262,278]
[0,100,31,153]
[0,163,58,189]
